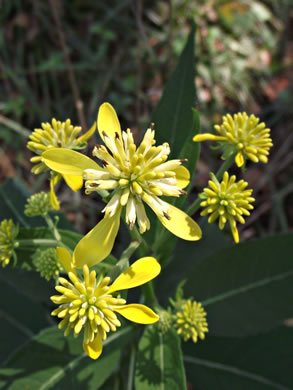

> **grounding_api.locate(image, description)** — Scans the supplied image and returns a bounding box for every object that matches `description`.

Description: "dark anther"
[102,160,108,167]
[163,212,171,220]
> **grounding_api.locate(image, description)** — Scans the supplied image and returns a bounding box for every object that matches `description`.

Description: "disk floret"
[84,128,186,233]
[27,118,84,174]
[175,299,208,343]
[200,171,255,243]
[51,265,124,345]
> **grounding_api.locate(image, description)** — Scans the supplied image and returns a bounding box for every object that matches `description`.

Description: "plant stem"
[127,344,136,390]
[142,280,158,305]
[0,114,31,138]
[187,152,236,216]
[18,238,59,247]
[129,225,149,257]
[45,215,61,242]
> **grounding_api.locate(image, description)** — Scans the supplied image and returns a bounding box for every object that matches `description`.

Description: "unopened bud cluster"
[33,248,63,280]
[0,219,19,267]
[25,192,53,217]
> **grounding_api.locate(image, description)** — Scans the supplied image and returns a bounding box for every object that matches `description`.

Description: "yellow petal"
[97,102,121,141]
[50,175,61,210]
[77,122,96,144]
[42,148,102,176]
[72,211,121,269]
[235,152,244,167]
[108,257,161,294]
[83,335,103,360]
[193,134,226,142]
[158,202,202,241]
[174,165,190,189]
[56,247,75,274]
[63,174,83,191]
[115,304,159,324]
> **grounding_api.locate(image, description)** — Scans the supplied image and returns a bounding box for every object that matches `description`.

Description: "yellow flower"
[200,171,255,243]
[0,219,19,267]
[193,112,273,167]
[42,103,202,265]
[51,246,161,360]
[27,118,96,210]
[175,299,208,343]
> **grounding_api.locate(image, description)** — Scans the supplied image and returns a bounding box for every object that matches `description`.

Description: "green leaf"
[151,23,196,172]
[156,220,230,305]
[0,326,132,390]
[184,233,293,336]
[135,326,186,390]
[143,24,200,254]
[183,326,293,389]
[0,272,50,365]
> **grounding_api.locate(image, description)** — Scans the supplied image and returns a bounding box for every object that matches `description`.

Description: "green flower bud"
[33,248,63,280]
[0,219,19,267]
[157,309,173,335]
[25,192,53,217]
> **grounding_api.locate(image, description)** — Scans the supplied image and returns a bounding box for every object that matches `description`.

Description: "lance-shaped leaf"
[184,233,293,336]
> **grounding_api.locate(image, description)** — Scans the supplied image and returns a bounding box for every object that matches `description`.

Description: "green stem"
[0,114,31,138]
[127,344,136,390]
[142,280,158,305]
[186,152,236,216]
[45,215,61,242]
[18,238,60,247]
[129,225,149,257]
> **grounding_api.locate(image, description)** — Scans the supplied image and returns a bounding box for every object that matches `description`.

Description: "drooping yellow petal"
[97,102,121,140]
[83,335,103,360]
[114,304,159,324]
[63,174,83,191]
[108,257,161,294]
[77,122,96,144]
[56,247,75,274]
[158,202,202,241]
[49,174,61,210]
[174,165,190,189]
[72,210,121,269]
[193,134,226,142]
[235,152,244,167]
[42,148,102,176]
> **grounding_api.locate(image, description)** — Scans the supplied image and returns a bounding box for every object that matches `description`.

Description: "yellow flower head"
[193,112,273,167]
[42,103,202,264]
[175,299,208,343]
[84,118,191,236]
[0,219,19,267]
[51,246,161,360]
[27,118,96,210]
[200,171,255,243]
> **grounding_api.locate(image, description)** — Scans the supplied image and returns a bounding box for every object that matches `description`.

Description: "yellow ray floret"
[42,103,202,261]
[193,112,273,167]
[27,118,96,210]
[51,248,161,360]
[200,171,255,243]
